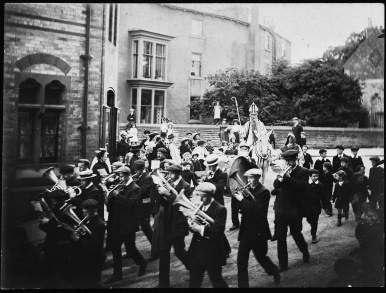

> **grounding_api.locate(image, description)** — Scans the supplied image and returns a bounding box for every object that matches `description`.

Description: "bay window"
[142,41,153,78]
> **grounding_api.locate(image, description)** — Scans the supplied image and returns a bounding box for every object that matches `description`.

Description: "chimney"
[368,18,373,28]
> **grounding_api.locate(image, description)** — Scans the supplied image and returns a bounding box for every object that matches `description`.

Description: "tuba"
[173,190,214,226]
[42,167,82,196]
[60,204,92,236]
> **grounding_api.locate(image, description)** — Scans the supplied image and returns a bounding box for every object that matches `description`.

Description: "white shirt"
[192,146,208,160]
[308,179,319,184]
[199,198,214,236]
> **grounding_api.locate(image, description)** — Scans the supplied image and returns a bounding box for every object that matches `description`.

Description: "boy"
[304,169,327,243]
[301,145,313,170]
[351,172,369,222]
[349,147,364,173]
[338,157,354,182]
[332,145,352,173]
[320,162,334,216]
[332,170,351,226]
[181,161,199,187]
[368,156,384,206]
[192,153,204,172]
[314,149,330,174]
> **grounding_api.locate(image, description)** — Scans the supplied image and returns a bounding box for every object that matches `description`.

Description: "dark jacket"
[273,165,309,219]
[129,154,140,172]
[338,166,354,182]
[180,144,192,156]
[314,158,331,174]
[302,153,313,169]
[188,200,227,268]
[320,171,334,199]
[238,183,272,242]
[127,113,135,123]
[92,161,110,184]
[332,181,351,209]
[292,124,303,146]
[108,181,141,234]
[181,170,199,187]
[350,156,364,173]
[368,166,384,197]
[204,168,228,205]
[135,172,156,219]
[192,159,204,172]
[70,183,105,220]
[332,154,352,173]
[305,181,327,215]
[117,139,131,157]
[66,176,81,187]
[160,178,192,239]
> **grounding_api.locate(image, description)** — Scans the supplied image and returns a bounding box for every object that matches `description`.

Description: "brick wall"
[121,124,384,148]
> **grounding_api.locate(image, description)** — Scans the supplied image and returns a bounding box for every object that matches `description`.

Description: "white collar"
[338,181,343,186]
[309,179,319,184]
[125,178,133,186]
[85,182,93,189]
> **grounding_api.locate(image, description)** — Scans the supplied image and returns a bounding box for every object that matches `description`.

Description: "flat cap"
[149,132,158,140]
[144,130,151,134]
[132,159,145,170]
[49,189,68,200]
[351,146,359,151]
[319,149,327,154]
[339,157,349,163]
[334,170,346,179]
[335,145,345,150]
[186,132,193,135]
[59,165,75,174]
[323,162,333,171]
[78,170,97,180]
[369,156,380,162]
[165,164,182,172]
[195,182,216,196]
[81,199,98,209]
[181,161,193,169]
[112,161,124,167]
[244,168,262,177]
[78,158,90,165]
[157,148,167,154]
[167,134,175,139]
[309,169,319,175]
[205,154,220,166]
[282,150,299,160]
[116,166,131,174]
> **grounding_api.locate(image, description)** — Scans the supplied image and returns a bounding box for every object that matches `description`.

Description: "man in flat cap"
[105,166,148,284]
[349,147,364,174]
[314,149,331,174]
[186,182,229,288]
[59,165,81,187]
[338,157,354,182]
[368,156,384,206]
[273,149,310,272]
[132,159,157,261]
[332,145,352,173]
[117,131,131,158]
[168,133,181,165]
[38,189,73,288]
[155,164,192,288]
[70,199,106,288]
[234,168,280,287]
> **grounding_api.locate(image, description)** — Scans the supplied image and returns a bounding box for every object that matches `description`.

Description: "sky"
[258,3,385,64]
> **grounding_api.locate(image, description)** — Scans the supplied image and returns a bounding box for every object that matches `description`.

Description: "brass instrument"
[207,170,215,180]
[151,168,179,197]
[42,167,82,196]
[173,190,214,226]
[229,171,256,202]
[132,172,141,182]
[106,180,125,197]
[277,165,293,179]
[60,204,92,236]
[102,172,118,183]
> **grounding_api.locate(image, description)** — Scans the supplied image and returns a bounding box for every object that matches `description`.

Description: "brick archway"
[15,53,71,75]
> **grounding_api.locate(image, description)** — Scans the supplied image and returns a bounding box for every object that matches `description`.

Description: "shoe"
[104,275,123,284]
[229,225,239,231]
[147,255,159,262]
[303,250,310,263]
[273,272,281,285]
[138,260,148,277]
[312,236,317,244]
[277,265,288,273]
[271,233,277,242]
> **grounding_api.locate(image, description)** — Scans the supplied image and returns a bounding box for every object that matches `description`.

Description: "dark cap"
[160,132,167,138]
[149,132,158,140]
[59,165,75,174]
[116,166,131,174]
[335,145,345,150]
[181,161,193,169]
[167,134,174,140]
[340,157,349,163]
[157,148,167,155]
[282,150,299,160]
[144,130,151,134]
[309,169,319,176]
[319,149,327,154]
[165,164,182,172]
[197,140,205,146]
[186,132,193,135]
[323,162,333,171]
[81,199,98,209]
[132,159,145,170]
[369,156,380,162]
[334,170,346,179]
[131,146,141,153]
[49,189,68,200]
[351,146,359,152]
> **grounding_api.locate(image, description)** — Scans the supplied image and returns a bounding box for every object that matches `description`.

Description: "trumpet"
[277,165,293,178]
[106,181,125,197]
[151,168,179,197]
[132,172,141,182]
[102,172,118,183]
[42,167,82,197]
[173,190,214,226]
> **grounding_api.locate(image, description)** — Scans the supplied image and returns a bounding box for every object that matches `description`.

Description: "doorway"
[104,90,118,162]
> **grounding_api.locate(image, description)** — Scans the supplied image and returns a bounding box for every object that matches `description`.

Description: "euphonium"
[42,167,82,196]
[60,204,92,236]
[151,168,179,197]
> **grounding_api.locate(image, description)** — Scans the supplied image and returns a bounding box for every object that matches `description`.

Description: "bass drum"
[218,155,251,195]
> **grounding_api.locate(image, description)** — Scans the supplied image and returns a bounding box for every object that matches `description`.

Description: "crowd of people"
[35,111,384,288]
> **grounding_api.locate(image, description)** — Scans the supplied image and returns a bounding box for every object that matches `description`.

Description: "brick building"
[114,3,291,126]
[3,3,119,222]
[343,20,384,128]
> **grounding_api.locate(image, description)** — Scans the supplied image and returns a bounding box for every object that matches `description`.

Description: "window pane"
[41,112,58,161]
[45,80,64,105]
[18,111,33,161]
[155,57,165,80]
[19,78,40,104]
[143,41,153,55]
[140,89,152,124]
[192,19,203,36]
[132,88,137,110]
[154,90,164,124]
[156,44,165,57]
[190,96,200,120]
[133,40,138,78]
[191,53,201,76]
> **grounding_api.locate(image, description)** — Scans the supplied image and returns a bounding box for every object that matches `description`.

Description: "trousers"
[189,264,228,288]
[306,214,319,237]
[158,237,190,287]
[231,197,240,227]
[237,238,278,288]
[276,216,308,268]
[138,216,153,244]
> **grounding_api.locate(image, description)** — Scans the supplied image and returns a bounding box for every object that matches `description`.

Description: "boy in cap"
[181,161,199,188]
[273,149,310,272]
[304,169,328,244]
[191,153,204,172]
[338,157,354,182]
[70,199,106,288]
[234,169,280,287]
[368,156,384,206]
[186,182,229,288]
[349,147,364,173]
[332,145,352,173]
[314,149,330,174]
[104,166,148,284]
[332,170,351,226]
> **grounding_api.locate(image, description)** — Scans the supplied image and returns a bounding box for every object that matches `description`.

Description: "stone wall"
[122,124,384,148]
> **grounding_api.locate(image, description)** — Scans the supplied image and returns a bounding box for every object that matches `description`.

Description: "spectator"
[332,145,352,173]
[314,149,330,174]
[300,145,313,169]
[291,117,304,147]
[349,147,364,173]
[368,156,384,206]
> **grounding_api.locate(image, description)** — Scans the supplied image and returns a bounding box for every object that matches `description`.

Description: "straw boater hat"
[78,170,97,180]
[192,132,200,140]
[205,154,220,166]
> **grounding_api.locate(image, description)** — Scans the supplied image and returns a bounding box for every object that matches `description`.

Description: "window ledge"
[190,34,205,40]
[189,76,204,80]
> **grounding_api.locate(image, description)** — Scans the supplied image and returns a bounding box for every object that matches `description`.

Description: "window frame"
[191,53,202,77]
[131,87,166,124]
[265,32,271,51]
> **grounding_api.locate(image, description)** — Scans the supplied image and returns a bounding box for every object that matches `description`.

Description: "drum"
[218,155,251,195]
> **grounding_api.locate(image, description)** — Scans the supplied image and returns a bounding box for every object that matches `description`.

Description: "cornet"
[277,165,293,179]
